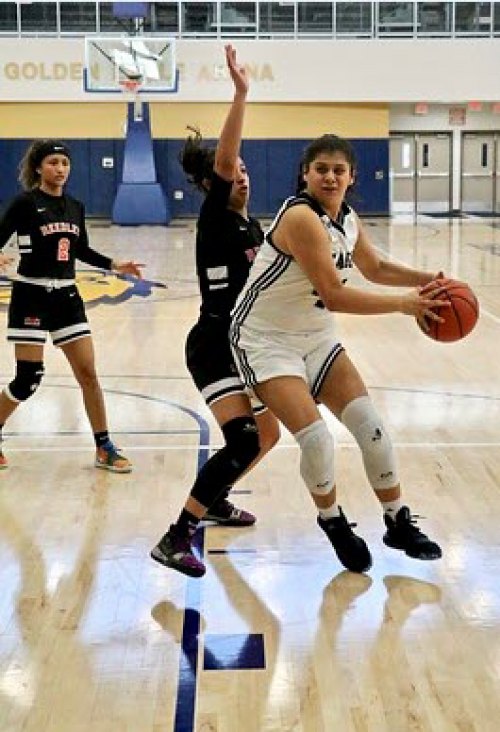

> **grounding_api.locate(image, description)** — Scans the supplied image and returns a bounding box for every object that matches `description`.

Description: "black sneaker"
[150,525,206,577]
[317,507,372,573]
[204,498,256,527]
[383,506,442,560]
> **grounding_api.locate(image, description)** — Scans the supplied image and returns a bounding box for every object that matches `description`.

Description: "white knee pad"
[294,419,334,496]
[341,396,398,491]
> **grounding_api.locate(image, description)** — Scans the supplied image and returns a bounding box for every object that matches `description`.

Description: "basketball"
[418,278,479,342]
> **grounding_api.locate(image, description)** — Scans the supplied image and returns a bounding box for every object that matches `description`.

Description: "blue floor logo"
[0,270,167,309]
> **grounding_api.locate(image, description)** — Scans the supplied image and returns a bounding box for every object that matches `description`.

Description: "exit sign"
[414,103,428,115]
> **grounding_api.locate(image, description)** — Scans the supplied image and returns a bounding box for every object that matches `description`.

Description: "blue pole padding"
[112,102,170,225]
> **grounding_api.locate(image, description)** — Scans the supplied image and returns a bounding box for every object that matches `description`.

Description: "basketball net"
[119,78,143,121]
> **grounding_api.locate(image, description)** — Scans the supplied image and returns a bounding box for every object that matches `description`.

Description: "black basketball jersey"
[196,172,263,321]
[0,189,112,279]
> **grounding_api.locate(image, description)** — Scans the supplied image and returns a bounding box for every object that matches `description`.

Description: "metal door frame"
[415,132,452,214]
[390,131,452,215]
[460,130,499,214]
[497,133,500,214]
[390,132,417,215]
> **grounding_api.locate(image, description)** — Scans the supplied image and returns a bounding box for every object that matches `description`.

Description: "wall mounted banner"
[0,38,499,103]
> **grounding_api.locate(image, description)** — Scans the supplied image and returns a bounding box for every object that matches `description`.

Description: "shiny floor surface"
[0,215,499,732]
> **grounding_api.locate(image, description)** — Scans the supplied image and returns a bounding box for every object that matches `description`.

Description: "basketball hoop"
[83,36,178,95]
[119,78,142,95]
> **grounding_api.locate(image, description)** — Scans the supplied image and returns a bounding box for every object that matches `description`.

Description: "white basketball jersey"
[232,194,359,336]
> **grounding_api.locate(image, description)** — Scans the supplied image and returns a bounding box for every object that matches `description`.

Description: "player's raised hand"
[225,44,249,96]
[112,260,144,279]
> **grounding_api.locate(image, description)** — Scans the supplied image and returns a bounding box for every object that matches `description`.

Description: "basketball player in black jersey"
[151,45,280,577]
[0,139,143,472]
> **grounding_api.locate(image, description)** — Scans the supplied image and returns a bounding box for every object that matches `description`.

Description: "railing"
[0,1,499,39]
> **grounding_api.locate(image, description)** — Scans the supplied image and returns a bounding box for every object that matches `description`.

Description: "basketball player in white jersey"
[231,134,448,573]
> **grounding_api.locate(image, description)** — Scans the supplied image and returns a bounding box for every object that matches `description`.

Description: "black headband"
[34,141,71,167]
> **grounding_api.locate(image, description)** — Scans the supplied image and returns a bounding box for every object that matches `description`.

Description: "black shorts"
[186,316,247,407]
[7,280,91,347]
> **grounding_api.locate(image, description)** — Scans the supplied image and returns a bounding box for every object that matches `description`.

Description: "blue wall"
[0,137,389,219]
[0,138,123,218]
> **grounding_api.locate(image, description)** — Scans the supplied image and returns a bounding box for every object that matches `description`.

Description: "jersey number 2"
[57,238,70,261]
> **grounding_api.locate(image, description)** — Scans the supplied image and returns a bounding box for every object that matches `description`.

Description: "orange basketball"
[418,278,479,342]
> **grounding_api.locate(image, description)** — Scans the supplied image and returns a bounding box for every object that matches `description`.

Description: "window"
[153,2,179,33]
[60,2,97,33]
[455,2,492,34]
[298,2,333,35]
[2,0,499,39]
[99,2,134,32]
[417,2,452,35]
[494,2,500,34]
[221,2,256,31]
[182,2,216,34]
[20,1,57,33]
[0,2,17,33]
[259,2,295,36]
[336,2,373,35]
[377,2,415,35]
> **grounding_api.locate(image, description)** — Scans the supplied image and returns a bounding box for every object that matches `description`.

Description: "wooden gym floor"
[0,214,499,732]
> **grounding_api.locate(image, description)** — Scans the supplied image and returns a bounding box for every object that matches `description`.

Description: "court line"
[3,378,497,403]
[370,385,500,401]
[2,383,497,451]
[4,442,500,452]
[477,307,500,325]
[2,383,497,728]
[125,399,208,732]
[0,374,500,404]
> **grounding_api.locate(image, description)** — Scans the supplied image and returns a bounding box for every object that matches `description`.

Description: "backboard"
[84,36,178,94]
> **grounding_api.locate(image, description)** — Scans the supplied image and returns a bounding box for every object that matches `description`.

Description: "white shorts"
[231,324,344,406]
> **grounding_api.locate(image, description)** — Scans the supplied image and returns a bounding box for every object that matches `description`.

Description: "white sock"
[318,502,341,520]
[381,498,403,517]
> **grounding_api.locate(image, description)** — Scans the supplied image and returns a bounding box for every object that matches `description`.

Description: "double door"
[390,133,452,214]
[461,133,500,214]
